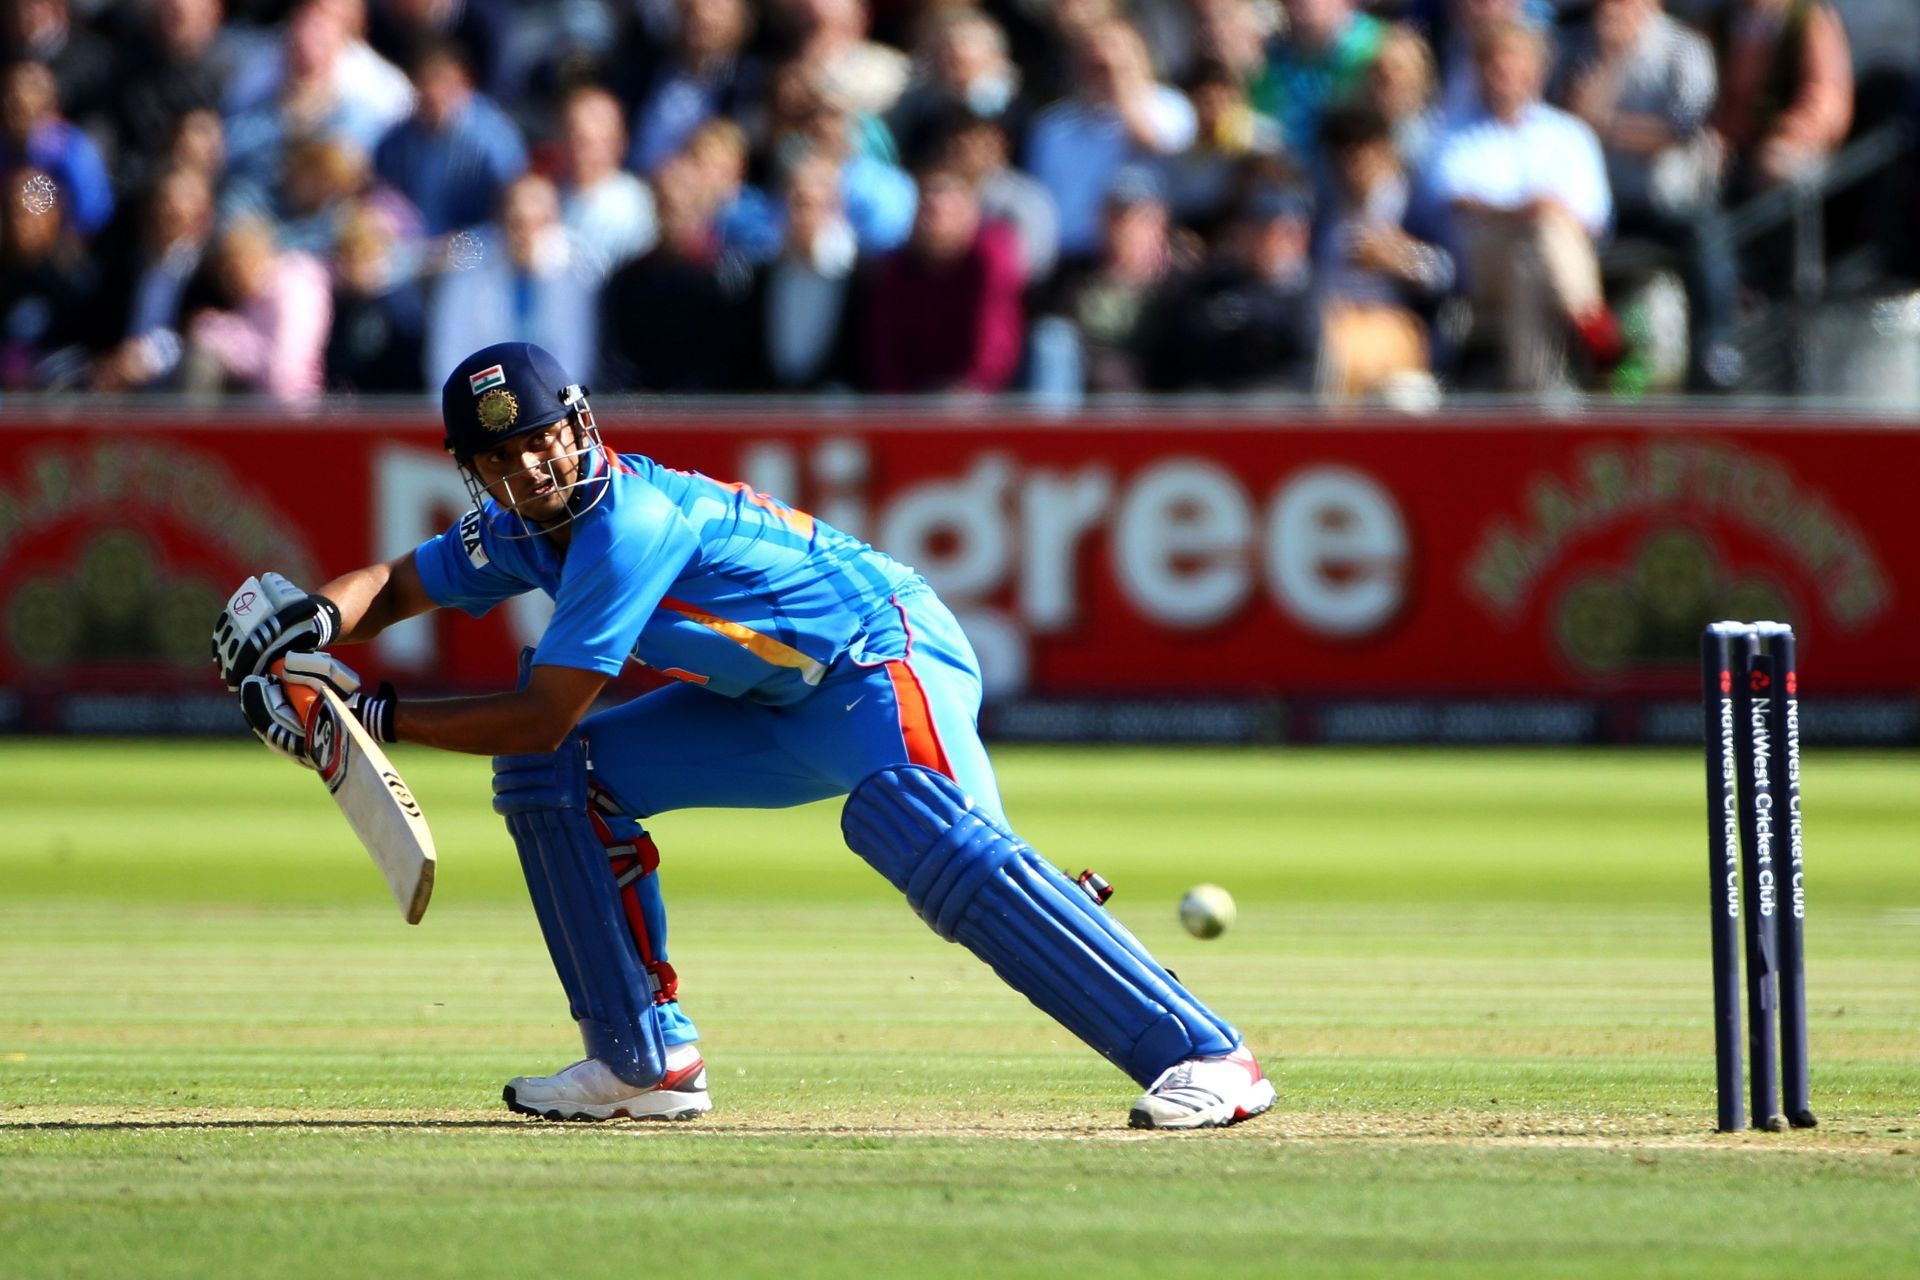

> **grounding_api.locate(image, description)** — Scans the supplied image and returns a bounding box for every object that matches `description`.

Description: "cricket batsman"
[212,341,1274,1130]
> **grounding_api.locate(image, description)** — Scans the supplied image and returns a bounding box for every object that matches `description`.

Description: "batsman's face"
[473,420,584,521]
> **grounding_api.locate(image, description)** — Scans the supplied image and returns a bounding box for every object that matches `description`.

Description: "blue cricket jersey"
[414,451,922,704]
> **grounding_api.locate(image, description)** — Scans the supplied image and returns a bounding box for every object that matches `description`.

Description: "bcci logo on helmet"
[476,388,519,433]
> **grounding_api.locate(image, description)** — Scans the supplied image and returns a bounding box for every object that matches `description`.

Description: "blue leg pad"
[841,765,1238,1085]
[493,736,668,1088]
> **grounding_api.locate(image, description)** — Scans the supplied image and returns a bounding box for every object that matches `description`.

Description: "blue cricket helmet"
[440,341,580,462]
[439,342,609,538]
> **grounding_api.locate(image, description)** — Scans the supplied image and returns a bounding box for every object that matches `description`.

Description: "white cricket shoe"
[504,1042,711,1122]
[1128,1045,1276,1130]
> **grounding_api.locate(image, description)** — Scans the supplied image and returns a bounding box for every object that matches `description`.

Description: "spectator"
[225,137,396,260]
[325,202,426,392]
[1429,20,1621,390]
[755,69,916,256]
[935,109,1059,286]
[425,171,599,389]
[1037,166,1175,393]
[863,166,1024,392]
[1425,0,1553,124]
[1253,0,1387,160]
[758,54,827,170]
[509,7,621,143]
[1026,18,1198,261]
[773,0,910,118]
[373,40,526,236]
[166,107,228,185]
[689,116,784,262]
[323,0,418,134]
[112,0,240,189]
[367,0,513,108]
[1560,0,1718,212]
[1711,0,1854,197]
[225,0,412,160]
[1,58,110,239]
[1165,58,1285,237]
[89,163,221,391]
[0,162,97,388]
[228,116,420,248]
[626,0,760,175]
[2,0,116,135]
[1129,0,1204,87]
[887,9,1027,167]
[1141,183,1321,392]
[1364,24,1443,171]
[741,151,860,390]
[1189,0,1273,86]
[224,0,411,179]
[183,216,332,403]
[1559,0,1740,389]
[757,52,901,170]
[599,152,751,390]
[556,84,658,280]
[1316,103,1457,400]
[992,0,1118,110]
[828,114,918,254]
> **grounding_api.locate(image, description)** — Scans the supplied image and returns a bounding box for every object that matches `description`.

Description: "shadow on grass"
[2,1119,553,1132]
[0,1116,1138,1138]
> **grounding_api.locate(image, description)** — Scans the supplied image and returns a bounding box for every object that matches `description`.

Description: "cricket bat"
[219,571,435,924]
[274,665,436,924]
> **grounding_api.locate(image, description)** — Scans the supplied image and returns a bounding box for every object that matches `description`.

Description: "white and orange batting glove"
[281,651,398,744]
[238,653,398,767]
[211,571,342,692]
[238,672,312,768]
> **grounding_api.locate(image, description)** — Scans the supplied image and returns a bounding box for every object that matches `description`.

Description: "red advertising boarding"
[0,406,1913,741]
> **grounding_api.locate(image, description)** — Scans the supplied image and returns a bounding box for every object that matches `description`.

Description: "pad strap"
[588,789,678,1005]
[842,765,1238,1085]
[493,737,668,1088]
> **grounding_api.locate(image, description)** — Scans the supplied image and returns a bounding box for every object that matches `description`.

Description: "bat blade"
[284,672,437,924]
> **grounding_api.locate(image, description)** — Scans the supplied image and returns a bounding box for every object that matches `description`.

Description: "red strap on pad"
[587,794,675,1003]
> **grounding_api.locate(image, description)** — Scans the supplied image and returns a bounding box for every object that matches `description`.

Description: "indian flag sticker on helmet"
[468,364,507,395]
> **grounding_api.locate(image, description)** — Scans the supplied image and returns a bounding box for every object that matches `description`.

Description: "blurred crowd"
[3,0,1915,404]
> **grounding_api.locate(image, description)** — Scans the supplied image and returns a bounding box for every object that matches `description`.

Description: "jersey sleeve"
[532,482,700,676]
[414,508,533,617]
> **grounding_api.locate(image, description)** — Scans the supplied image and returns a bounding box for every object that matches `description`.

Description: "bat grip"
[270,659,320,726]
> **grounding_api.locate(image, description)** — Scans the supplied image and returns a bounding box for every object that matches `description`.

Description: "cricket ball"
[1179,884,1236,939]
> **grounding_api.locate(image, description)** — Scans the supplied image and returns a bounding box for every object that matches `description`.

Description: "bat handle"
[270,658,319,726]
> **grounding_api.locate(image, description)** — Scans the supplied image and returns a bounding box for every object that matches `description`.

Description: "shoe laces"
[1155,1061,1197,1094]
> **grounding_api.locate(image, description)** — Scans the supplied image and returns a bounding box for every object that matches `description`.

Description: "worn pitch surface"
[2,744,1916,1277]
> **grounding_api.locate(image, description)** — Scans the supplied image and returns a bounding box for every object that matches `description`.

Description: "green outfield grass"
[2,743,1917,1278]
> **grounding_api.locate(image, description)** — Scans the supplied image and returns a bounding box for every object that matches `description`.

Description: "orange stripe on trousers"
[885,660,953,777]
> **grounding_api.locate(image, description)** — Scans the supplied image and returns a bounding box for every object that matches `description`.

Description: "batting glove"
[239,672,312,769]
[282,650,399,744]
[212,571,342,692]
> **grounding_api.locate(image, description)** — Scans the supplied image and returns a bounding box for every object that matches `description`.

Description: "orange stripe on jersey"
[659,598,828,685]
[703,475,815,539]
[729,481,815,539]
[886,660,953,777]
[661,467,818,539]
